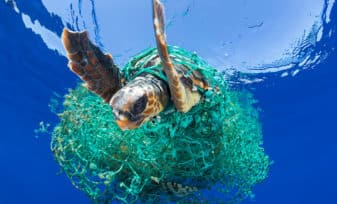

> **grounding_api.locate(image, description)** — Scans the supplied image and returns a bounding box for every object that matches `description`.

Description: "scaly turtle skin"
[62,0,208,131]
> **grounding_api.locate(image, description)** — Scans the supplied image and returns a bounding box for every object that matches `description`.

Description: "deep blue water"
[0,0,336,203]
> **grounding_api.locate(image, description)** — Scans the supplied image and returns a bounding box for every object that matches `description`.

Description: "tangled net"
[51,46,270,203]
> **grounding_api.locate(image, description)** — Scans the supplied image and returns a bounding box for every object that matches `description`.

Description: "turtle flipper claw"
[62,28,122,103]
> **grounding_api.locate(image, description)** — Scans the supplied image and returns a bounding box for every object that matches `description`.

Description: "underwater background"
[0,0,336,203]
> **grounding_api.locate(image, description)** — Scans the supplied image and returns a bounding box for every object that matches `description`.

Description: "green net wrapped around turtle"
[51,46,271,203]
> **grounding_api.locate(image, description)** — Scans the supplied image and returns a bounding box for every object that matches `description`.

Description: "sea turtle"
[55,1,270,201]
[62,0,208,131]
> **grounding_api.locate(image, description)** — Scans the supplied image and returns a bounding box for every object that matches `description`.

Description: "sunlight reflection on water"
[8,0,336,83]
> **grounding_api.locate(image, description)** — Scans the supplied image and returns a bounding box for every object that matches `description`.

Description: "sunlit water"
[11,0,336,79]
[1,0,337,204]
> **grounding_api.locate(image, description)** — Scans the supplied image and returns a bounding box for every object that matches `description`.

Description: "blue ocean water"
[0,0,336,203]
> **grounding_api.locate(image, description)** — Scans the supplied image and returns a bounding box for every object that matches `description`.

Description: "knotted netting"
[51,46,270,203]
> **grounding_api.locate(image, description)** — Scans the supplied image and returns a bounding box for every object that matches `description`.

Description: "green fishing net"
[51,46,270,203]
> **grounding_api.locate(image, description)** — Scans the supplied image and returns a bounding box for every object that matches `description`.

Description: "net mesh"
[51,46,270,203]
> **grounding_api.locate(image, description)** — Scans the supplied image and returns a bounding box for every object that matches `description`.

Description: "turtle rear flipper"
[153,0,201,112]
[62,28,122,103]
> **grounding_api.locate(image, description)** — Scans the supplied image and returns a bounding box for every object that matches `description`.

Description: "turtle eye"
[131,95,147,115]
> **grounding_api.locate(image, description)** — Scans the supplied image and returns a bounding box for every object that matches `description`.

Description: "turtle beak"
[116,120,130,130]
[112,109,139,130]
[112,110,128,130]
[115,120,139,130]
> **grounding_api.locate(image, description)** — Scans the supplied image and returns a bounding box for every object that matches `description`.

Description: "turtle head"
[109,76,169,130]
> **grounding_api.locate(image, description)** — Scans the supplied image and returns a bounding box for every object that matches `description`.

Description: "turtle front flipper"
[62,28,122,103]
[152,0,201,112]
